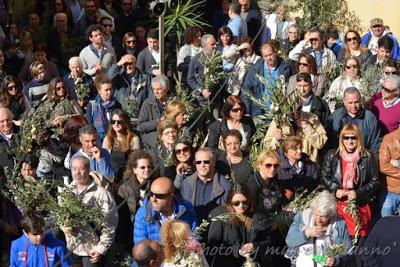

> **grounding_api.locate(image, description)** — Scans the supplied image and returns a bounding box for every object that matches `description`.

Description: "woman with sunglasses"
[277,136,318,201]
[207,183,275,266]
[118,150,154,216]
[248,150,284,214]
[0,75,30,121]
[339,30,372,65]
[149,119,180,179]
[286,52,328,97]
[173,139,195,190]
[216,130,252,184]
[321,124,379,249]
[164,100,191,140]
[44,77,84,126]
[119,32,140,59]
[207,95,255,153]
[103,109,140,175]
[324,56,362,112]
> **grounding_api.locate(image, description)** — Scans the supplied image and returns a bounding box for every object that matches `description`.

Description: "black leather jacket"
[321,149,380,205]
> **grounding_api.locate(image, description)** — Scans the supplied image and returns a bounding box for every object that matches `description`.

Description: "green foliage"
[75,78,91,102]
[164,0,210,45]
[123,96,140,119]
[360,65,383,103]
[344,199,361,245]
[169,89,201,121]
[249,117,269,169]
[53,188,105,229]
[288,0,363,32]
[198,50,226,90]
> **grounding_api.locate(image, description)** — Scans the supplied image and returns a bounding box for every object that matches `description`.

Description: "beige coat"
[379,128,400,194]
[263,112,327,162]
[64,180,118,256]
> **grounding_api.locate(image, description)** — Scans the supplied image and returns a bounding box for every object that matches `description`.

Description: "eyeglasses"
[298,62,309,67]
[346,36,358,42]
[138,165,152,170]
[232,200,249,207]
[175,146,190,155]
[102,24,113,28]
[56,86,66,90]
[7,85,17,91]
[111,119,123,125]
[343,136,357,141]
[381,85,397,93]
[384,71,397,75]
[346,64,358,70]
[262,163,280,169]
[149,191,171,199]
[231,107,244,113]
[126,40,136,44]
[195,160,211,165]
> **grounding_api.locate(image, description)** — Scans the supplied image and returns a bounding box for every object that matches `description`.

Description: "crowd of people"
[0,0,400,267]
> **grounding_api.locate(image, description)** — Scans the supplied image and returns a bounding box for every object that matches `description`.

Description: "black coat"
[309,94,331,127]
[321,149,380,205]
[215,151,253,184]
[207,116,256,152]
[207,205,275,267]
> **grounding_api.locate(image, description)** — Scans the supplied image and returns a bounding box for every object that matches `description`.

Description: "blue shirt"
[227,15,248,39]
[263,63,279,108]
[10,233,72,267]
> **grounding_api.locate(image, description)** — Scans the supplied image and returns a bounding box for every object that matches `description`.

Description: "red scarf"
[340,151,360,189]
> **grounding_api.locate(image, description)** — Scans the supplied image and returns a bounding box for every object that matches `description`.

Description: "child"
[10,211,72,267]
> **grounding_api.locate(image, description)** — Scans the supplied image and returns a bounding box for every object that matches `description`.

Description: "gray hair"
[383,75,400,89]
[53,12,67,28]
[310,190,337,217]
[68,56,83,68]
[71,156,90,170]
[195,147,216,163]
[287,24,300,33]
[151,74,170,91]
[201,34,215,48]
[0,107,14,120]
[79,124,98,137]
[343,87,361,98]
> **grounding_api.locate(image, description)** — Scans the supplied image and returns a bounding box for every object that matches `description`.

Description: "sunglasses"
[175,147,190,155]
[150,191,171,199]
[7,85,17,91]
[232,200,249,207]
[231,107,244,113]
[296,76,311,83]
[138,165,152,170]
[346,64,358,70]
[343,136,357,141]
[102,24,112,28]
[111,119,123,125]
[298,62,309,67]
[309,38,318,42]
[56,86,66,90]
[346,36,358,42]
[126,40,136,44]
[381,85,397,93]
[384,71,397,75]
[263,163,280,169]
[195,160,211,165]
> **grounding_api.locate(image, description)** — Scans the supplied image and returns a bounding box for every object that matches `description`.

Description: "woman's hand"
[12,120,22,126]
[346,190,357,200]
[176,162,190,175]
[239,243,254,256]
[336,189,346,199]
[305,226,326,238]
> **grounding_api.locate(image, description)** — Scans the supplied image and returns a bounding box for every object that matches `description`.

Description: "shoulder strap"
[90,99,96,118]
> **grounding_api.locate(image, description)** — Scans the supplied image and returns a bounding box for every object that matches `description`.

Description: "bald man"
[133,177,197,244]
[132,239,163,267]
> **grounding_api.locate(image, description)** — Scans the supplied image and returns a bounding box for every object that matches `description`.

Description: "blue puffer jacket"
[361,32,400,60]
[241,57,291,117]
[133,197,197,244]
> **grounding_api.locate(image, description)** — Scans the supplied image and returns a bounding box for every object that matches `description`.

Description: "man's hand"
[325,256,335,267]
[89,249,102,263]
[153,69,162,76]
[95,63,102,74]
[305,226,326,238]
[201,89,211,99]
[91,146,102,161]
[239,243,254,256]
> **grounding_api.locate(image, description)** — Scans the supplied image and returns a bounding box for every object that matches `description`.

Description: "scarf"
[341,150,360,189]
[93,95,116,136]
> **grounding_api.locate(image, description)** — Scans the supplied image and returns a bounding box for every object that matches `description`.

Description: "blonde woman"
[161,220,209,267]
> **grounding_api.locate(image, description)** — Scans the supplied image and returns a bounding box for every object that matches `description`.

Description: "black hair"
[21,211,45,233]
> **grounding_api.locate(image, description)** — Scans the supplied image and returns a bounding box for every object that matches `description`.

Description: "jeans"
[381,191,400,217]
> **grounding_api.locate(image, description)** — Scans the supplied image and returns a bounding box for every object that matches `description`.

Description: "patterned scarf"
[93,95,116,137]
[341,150,360,189]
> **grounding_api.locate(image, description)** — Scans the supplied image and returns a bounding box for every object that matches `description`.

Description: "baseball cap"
[370,18,384,27]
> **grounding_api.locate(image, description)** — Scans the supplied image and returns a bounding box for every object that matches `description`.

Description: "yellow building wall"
[347,0,400,37]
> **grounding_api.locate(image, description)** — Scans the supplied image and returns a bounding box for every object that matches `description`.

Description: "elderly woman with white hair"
[63,56,96,107]
[285,191,352,267]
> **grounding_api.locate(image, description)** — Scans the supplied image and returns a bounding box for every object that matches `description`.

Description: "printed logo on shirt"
[18,252,27,261]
